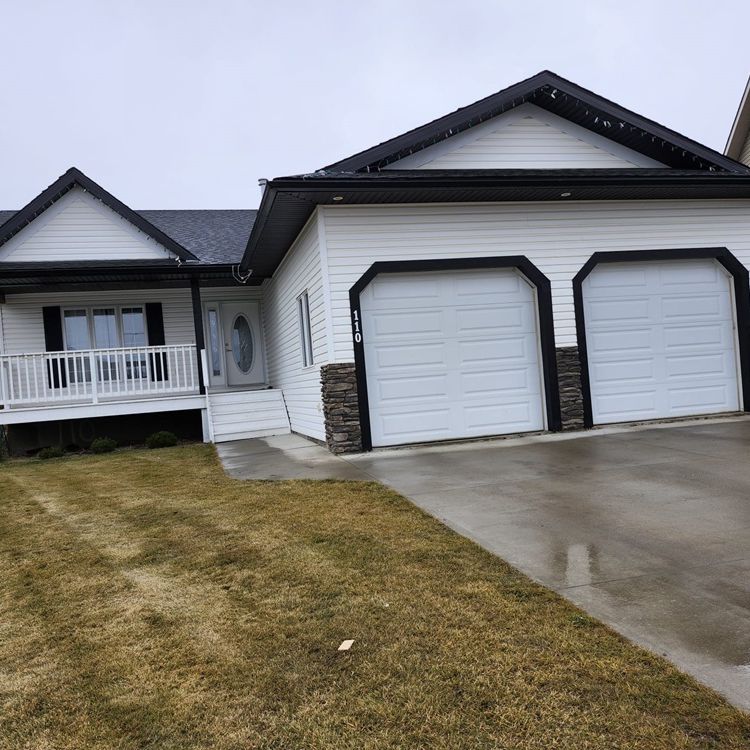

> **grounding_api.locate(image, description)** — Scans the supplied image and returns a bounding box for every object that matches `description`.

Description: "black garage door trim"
[573,247,750,429]
[349,256,562,451]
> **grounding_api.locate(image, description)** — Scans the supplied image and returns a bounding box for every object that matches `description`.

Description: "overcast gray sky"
[2,1,749,209]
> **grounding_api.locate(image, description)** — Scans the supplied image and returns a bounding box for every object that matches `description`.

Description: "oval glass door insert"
[231,314,254,373]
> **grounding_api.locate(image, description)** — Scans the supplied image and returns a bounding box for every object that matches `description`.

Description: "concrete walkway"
[217,417,750,710]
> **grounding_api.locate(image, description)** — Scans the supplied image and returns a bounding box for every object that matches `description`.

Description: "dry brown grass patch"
[0,445,748,749]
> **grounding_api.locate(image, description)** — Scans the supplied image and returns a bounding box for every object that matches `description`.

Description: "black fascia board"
[239,170,750,276]
[321,71,750,174]
[0,167,199,261]
[270,169,750,191]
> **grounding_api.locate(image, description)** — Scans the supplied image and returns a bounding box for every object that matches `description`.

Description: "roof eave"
[239,171,750,275]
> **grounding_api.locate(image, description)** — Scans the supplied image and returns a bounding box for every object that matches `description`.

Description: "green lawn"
[0,445,748,749]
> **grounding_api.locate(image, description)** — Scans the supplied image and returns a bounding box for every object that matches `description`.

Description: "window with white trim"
[61,305,148,382]
[297,291,314,367]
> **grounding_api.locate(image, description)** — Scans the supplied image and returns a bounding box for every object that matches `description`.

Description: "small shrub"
[90,437,117,454]
[38,446,64,460]
[146,431,178,450]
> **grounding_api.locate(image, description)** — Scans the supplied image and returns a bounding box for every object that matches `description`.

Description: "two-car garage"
[353,253,747,450]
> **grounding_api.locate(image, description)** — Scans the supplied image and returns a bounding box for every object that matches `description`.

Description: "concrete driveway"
[218,417,750,710]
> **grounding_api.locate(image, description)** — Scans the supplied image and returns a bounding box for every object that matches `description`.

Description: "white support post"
[89,351,99,405]
[0,358,9,410]
[200,349,215,443]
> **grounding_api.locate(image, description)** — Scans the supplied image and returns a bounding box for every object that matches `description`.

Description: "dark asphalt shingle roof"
[138,210,256,265]
[0,208,257,265]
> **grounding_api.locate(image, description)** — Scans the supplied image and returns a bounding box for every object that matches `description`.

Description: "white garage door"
[583,259,740,425]
[360,268,546,447]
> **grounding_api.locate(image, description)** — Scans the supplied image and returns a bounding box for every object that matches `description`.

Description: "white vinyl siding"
[0,286,263,355]
[321,200,750,361]
[386,104,663,170]
[0,187,176,262]
[261,213,328,441]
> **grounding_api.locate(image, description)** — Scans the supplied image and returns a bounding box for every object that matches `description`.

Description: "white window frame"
[297,291,314,368]
[61,305,149,351]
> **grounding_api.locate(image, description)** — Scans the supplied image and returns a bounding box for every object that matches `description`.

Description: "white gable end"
[0,187,176,262]
[385,103,665,170]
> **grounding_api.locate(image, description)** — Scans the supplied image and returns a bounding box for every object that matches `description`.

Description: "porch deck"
[0,345,292,443]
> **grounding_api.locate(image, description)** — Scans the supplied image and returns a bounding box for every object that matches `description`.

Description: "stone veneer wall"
[555,346,585,431]
[320,363,362,454]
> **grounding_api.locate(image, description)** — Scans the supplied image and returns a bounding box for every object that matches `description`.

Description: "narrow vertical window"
[297,291,314,367]
[207,308,222,377]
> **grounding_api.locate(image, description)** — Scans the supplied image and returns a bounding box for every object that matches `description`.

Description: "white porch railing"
[0,345,199,409]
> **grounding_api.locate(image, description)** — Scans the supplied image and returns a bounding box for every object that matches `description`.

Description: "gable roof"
[0,171,258,266]
[0,167,199,261]
[725,74,750,162]
[323,70,749,174]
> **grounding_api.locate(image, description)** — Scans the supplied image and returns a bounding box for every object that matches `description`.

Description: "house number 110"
[352,310,362,343]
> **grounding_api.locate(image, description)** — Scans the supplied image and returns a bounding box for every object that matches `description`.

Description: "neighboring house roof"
[0,170,257,266]
[324,70,749,174]
[725,75,750,163]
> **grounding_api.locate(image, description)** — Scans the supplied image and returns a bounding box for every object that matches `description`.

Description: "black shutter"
[145,303,168,381]
[42,306,66,388]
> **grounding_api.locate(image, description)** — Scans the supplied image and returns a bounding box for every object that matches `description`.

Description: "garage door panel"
[464,401,540,431]
[583,259,740,425]
[586,266,648,290]
[369,276,441,302]
[376,374,449,403]
[362,268,546,447]
[455,272,522,297]
[668,384,733,411]
[586,297,650,324]
[591,358,654,383]
[456,305,527,333]
[373,342,447,370]
[659,262,721,286]
[663,324,727,349]
[369,310,444,337]
[661,294,724,320]
[460,367,537,396]
[458,336,532,366]
[594,390,658,419]
[378,408,452,443]
[665,353,733,379]
[588,328,653,353]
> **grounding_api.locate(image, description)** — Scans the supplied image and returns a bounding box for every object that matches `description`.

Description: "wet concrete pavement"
[218,418,750,710]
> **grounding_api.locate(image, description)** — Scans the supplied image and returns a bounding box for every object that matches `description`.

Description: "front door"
[205,301,265,387]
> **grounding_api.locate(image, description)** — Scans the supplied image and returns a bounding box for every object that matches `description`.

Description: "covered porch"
[0,262,290,444]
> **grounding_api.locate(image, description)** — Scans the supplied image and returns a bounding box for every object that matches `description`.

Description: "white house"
[3,70,750,454]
